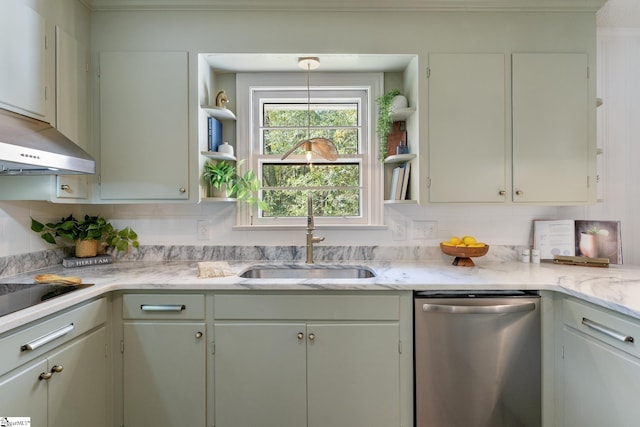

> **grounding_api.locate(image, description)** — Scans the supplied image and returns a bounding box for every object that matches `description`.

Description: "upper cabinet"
[428,53,506,203]
[98,51,190,201]
[427,52,594,204]
[512,53,590,204]
[0,0,47,120]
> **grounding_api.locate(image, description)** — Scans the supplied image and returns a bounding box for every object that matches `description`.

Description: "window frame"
[235,72,384,228]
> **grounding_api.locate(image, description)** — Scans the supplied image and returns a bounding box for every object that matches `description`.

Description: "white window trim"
[235,72,384,229]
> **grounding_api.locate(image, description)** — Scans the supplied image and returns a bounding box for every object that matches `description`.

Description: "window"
[236,73,383,228]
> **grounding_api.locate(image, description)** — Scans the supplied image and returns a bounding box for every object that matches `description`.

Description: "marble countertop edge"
[2,260,640,335]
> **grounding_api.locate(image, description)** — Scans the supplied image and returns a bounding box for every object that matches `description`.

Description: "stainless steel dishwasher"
[414,290,541,427]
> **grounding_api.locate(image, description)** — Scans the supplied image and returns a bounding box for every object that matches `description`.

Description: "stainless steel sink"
[239,265,376,279]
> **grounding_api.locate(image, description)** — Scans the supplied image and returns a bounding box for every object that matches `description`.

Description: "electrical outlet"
[197,220,211,241]
[390,218,407,241]
[413,220,437,240]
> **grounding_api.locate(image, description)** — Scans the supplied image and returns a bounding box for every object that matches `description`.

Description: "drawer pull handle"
[140,304,186,312]
[21,323,75,352]
[582,317,634,343]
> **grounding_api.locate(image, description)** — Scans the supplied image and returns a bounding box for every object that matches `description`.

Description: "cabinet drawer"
[214,294,400,321]
[123,294,205,320]
[0,298,107,374]
[563,298,640,359]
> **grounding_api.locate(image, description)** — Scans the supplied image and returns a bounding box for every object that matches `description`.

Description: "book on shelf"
[532,219,622,264]
[63,254,113,268]
[208,116,222,152]
[389,166,401,200]
[389,162,411,201]
[400,161,411,200]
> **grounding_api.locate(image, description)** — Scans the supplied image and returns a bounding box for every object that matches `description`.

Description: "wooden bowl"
[440,243,489,266]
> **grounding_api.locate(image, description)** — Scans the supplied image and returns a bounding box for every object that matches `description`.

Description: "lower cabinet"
[212,293,407,427]
[560,297,640,427]
[120,293,206,427]
[0,298,108,427]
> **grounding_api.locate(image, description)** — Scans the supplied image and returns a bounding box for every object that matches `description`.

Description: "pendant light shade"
[280,57,338,162]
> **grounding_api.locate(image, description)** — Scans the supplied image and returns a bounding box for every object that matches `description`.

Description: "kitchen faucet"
[306,194,324,264]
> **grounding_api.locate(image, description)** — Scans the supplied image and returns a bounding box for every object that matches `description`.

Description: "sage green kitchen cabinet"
[560,297,640,426]
[428,53,506,203]
[120,294,206,427]
[0,298,108,426]
[512,53,590,203]
[98,51,190,201]
[427,52,593,204]
[53,25,90,201]
[0,0,48,120]
[213,293,406,427]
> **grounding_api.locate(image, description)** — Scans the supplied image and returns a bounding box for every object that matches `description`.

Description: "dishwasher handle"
[422,301,536,314]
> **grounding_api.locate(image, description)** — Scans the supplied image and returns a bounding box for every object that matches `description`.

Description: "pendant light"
[280,57,338,162]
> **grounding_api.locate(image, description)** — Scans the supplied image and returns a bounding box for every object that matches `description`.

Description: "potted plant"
[376,89,403,160]
[31,214,139,258]
[202,159,267,210]
[203,159,237,198]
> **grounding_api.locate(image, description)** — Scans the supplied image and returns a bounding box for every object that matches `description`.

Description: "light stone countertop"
[2,259,640,334]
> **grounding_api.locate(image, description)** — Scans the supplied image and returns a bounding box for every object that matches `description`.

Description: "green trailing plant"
[31,214,139,253]
[202,159,268,210]
[376,89,402,160]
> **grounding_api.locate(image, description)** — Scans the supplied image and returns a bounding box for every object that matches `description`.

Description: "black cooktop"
[0,283,93,317]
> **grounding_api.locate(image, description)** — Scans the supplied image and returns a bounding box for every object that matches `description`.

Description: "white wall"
[1,8,603,259]
[563,28,640,265]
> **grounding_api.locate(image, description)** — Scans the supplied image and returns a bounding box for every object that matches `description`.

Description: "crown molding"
[88,0,608,13]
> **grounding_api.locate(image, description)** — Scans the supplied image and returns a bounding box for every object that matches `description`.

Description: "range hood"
[0,107,96,175]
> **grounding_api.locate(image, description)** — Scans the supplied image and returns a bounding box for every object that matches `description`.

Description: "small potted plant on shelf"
[202,159,267,210]
[376,89,404,160]
[31,214,139,258]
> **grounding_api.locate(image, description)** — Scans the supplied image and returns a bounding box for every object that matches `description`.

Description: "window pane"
[264,129,359,155]
[264,103,358,127]
[262,164,359,188]
[262,189,360,218]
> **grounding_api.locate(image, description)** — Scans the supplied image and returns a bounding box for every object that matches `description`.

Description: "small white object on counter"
[521,248,531,263]
[531,249,541,264]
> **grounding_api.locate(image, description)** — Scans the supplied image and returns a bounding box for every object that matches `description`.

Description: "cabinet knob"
[515,190,523,196]
[179,187,186,193]
[51,364,64,373]
[297,332,304,340]
[308,333,316,341]
[60,184,71,191]
[39,372,53,381]
[498,190,506,196]
[195,331,203,339]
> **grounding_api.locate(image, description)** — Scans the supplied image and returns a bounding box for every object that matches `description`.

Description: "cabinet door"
[48,328,108,427]
[99,51,189,200]
[0,0,47,118]
[214,323,307,427]
[307,323,400,427]
[562,327,640,427]
[512,53,589,203]
[0,360,48,423]
[55,26,90,201]
[428,53,506,202]
[123,322,206,427]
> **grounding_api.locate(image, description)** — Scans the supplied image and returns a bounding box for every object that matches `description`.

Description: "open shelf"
[383,153,417,164]
[201,106,236,121]
[201,151,236,161]
[389,107,416,122]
